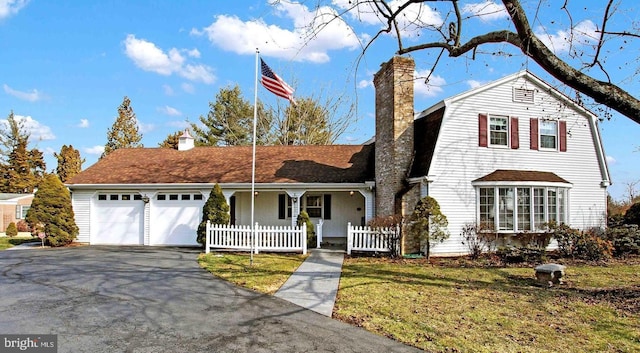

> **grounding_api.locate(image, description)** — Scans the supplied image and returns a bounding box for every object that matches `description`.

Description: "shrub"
[196,184,230,247]
[623,202,640,226]
[296,211,316,248]
[5,222,18,237]
[604,225,640,257]
[496,246,546,264]
[26,174,78,247]
[407,196,449,259]
[460,222,497,259]
[548,222,612,261]
[16,220,30,232]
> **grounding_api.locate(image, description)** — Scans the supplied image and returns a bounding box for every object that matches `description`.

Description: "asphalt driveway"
[0,246,421,353]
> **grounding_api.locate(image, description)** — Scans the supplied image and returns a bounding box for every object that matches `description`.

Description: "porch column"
[286,191,305,227]
[358,189,375,224]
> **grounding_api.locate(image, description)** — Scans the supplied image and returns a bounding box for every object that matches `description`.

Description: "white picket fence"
[347,222,400,255]
[205,221,307,254]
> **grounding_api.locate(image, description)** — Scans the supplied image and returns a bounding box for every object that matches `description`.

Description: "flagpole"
[250,48,259,266]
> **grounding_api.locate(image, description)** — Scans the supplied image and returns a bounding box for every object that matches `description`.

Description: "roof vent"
[178,129,194,151]
[513,88,534,104]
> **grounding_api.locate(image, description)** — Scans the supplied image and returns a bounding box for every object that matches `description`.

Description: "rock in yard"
[535,263,566,286]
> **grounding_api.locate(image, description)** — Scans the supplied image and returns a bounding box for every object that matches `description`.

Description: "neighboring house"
[66,56,610,255]
[0,193,34,232]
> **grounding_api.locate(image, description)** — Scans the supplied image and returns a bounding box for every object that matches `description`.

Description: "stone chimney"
[178,129,195,151]
[373,56,415,217]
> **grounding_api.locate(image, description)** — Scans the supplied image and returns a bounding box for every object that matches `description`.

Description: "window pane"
[306,195,322,218]
[533,188,545,229]
[109,194,119,201]
[479,188,495,227]
[498,188,514,231]
[548,189,558,222]
[558,189,566,223]
[169,194,179,201]
[121,194,131,201]
[540,121,557,149]
[517,188,531,231]
[489,116,508,146]
[194,194,203,200]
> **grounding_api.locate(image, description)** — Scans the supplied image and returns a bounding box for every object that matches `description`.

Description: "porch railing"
[347,222,400,255]
[205,221,307,254]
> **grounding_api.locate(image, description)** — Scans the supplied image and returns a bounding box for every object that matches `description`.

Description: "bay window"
[477,186,568,232]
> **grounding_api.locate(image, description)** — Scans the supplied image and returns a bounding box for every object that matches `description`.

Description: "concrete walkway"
[275,249,344,317]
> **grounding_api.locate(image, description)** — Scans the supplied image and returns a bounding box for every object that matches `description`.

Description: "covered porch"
[219,184,374,244]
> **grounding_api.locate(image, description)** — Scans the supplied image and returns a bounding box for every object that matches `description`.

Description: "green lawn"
[334,257,640,353]
[0,235,39,250]
[198,252,308,294]
[197,252,639,352]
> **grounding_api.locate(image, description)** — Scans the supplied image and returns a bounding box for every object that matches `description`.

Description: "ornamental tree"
[26,174,78,247]
[196,184,230,247]
[408,196,449,259]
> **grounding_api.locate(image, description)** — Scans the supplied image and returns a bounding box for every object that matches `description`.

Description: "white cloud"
[167,120,190,129]
[158,105,182,116]
[123,34,215,84]
[181,83,195,94]
[536,20,599,54]
[332,0,443,38]
[414,69,445,97]
[198,2,360,63]
[466,80,485,89]
[2,115,55,141]
[462,1,509,21]
[162,84,174,96]
[358,79,372,89]
[187,48,200,58]
[84,145,105,155]
[78,119,89,128]
[0,0,29,20]
[3,84,42,102]
[606,155,616,165]
[137,121,155,134]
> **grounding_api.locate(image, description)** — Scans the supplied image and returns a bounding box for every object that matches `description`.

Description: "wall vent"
[513,88,534,103]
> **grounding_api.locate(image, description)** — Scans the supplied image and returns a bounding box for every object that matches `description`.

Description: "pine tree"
[191,85,273,146]
[158,131,182,149]
[54,145,84,183]
[101,96,143,158]
[196,184,230,246]
[5,222,18,237]
[0,110,29,164]
[26,174,78,247]
[1,138,45,193]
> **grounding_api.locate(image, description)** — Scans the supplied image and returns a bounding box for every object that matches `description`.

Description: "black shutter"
[278,194,286,220]
[323,194,332,220]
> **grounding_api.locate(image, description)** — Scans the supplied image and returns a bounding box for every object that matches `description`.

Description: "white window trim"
[488,114,510,148]
[475,185,570,233]
[304,194,323,218]
[539,119,559,151]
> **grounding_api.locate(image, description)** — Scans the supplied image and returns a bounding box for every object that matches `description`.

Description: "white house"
[66,56,610,255]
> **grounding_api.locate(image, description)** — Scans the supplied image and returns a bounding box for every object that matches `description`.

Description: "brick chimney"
[373,56,415,217]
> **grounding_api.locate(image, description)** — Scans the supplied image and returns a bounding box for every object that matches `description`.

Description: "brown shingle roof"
[473,170,570,183]
[67,144,375,185]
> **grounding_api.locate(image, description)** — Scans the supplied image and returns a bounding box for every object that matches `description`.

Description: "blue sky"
[1,0,638,201]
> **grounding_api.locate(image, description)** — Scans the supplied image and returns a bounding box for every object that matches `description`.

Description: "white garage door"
[150,193,204,246]
[93,194,144,245]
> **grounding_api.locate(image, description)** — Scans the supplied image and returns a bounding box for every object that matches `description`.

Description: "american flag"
[260,58,295,104]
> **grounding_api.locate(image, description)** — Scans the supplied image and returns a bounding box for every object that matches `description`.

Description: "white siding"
[427,76,607,255]
[72,191,92,243]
